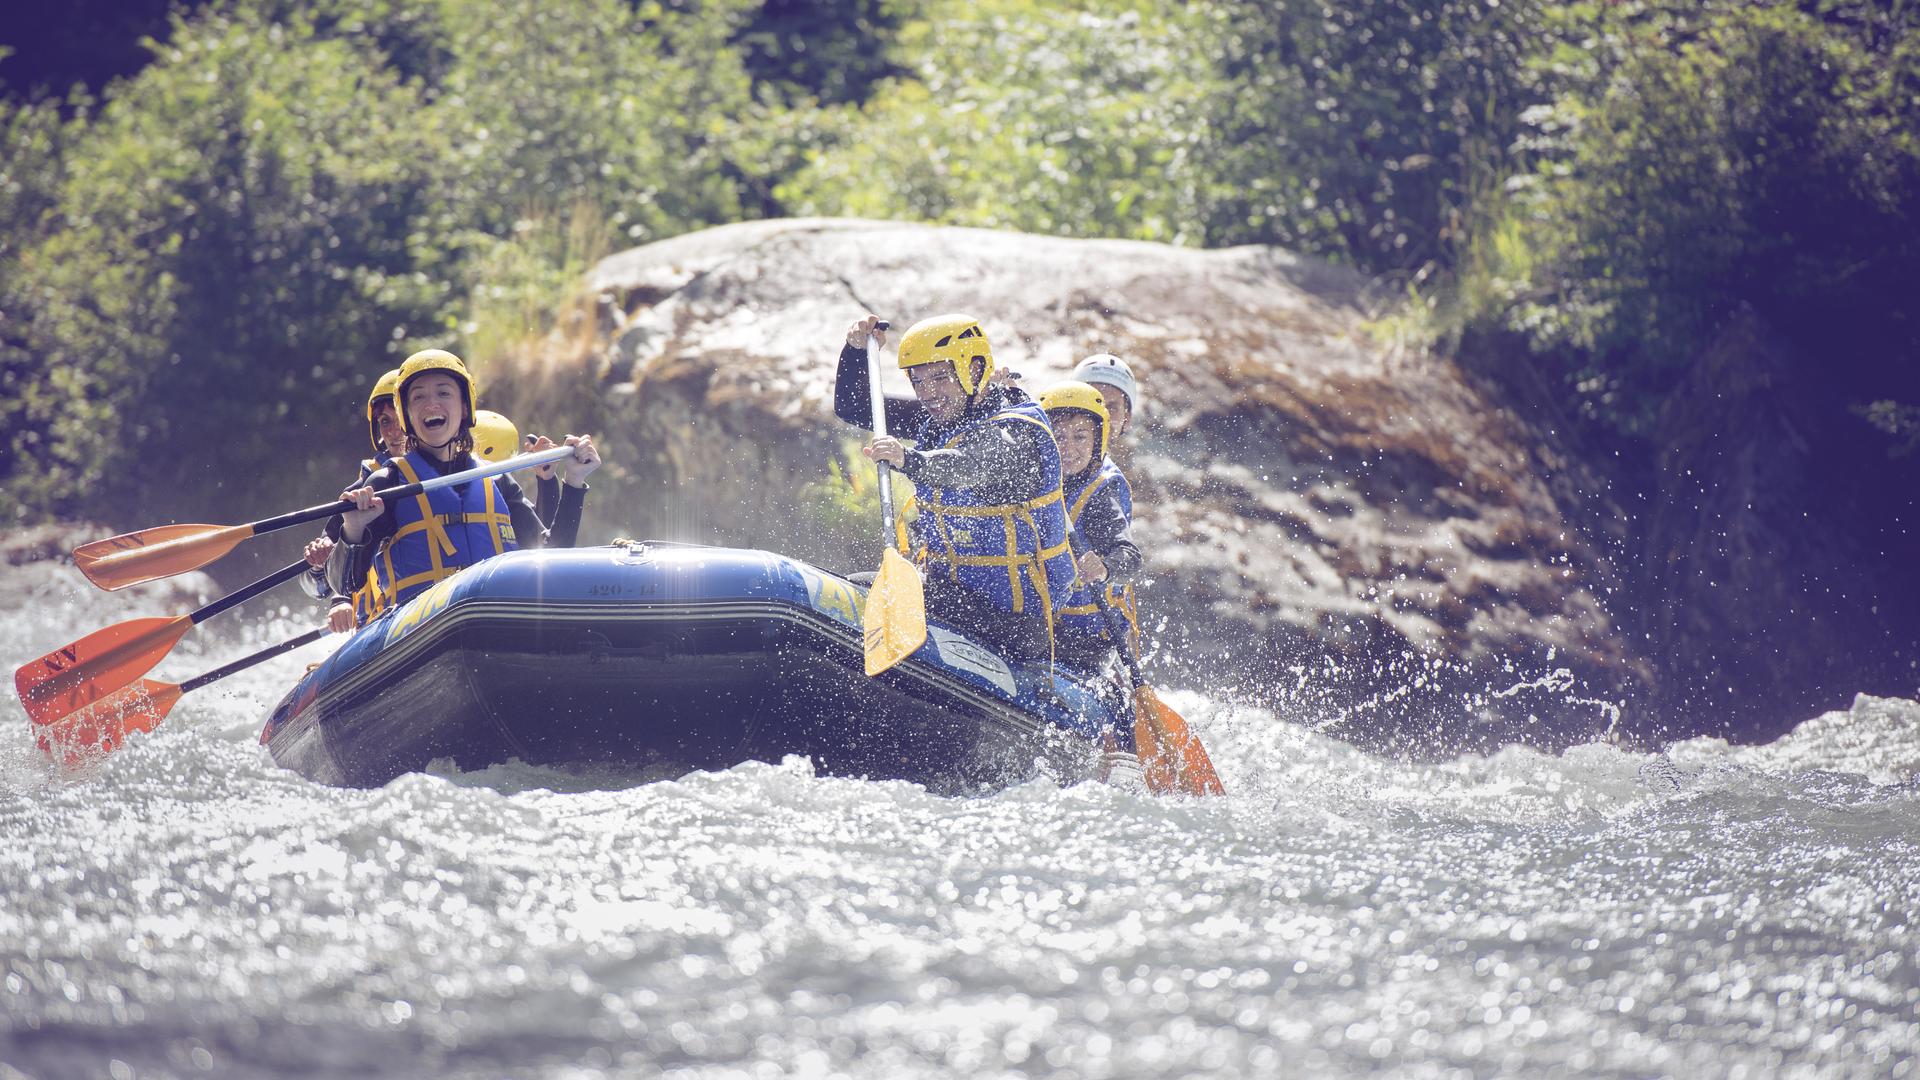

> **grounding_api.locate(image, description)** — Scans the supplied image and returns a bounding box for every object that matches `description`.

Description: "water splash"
[3,560,1916,1079]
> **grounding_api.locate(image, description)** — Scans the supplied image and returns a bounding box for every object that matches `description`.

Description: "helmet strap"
[962,357,987,396]
[407,422,474,460]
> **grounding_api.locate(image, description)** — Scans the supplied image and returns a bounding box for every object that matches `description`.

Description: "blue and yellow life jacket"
[375,451,517,608]
[351,575,388,626]
[1055,458,1140,656]
[909,401,1078,641]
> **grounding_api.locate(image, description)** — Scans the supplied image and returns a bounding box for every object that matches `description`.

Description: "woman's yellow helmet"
[897,314,995,396]
[396,349,478,441]
[1038,380,1111,461]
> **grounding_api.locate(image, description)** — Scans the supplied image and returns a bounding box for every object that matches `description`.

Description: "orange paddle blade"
[1133,684,1225,797]
[15,615,194,725]
[34,678,182,768]
[863,546,927,676]
[73,523,254,591]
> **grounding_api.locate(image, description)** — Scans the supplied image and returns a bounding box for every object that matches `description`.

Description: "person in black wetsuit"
[298,368,404,632]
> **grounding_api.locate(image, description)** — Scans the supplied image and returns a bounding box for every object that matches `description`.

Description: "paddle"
[72,444,576,591]
[1066,525,1223,796]
[860,324,927,676]
[32,628,327,768]
[15,558,312,726]
[1091,588,1224,796]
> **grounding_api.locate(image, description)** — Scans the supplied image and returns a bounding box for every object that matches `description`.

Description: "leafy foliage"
[1190,0,1548,272]
[0,0,768,522]
[4,0,1917,526]
[10,6,454,520]
[0,94,80,522]
[1493,1,1920,434]
[778,0,1216,243]
[734,0,916,107]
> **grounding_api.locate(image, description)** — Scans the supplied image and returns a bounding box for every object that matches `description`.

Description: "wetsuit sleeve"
[1073,483,1142,583]
[543,483,587,548]
[534,473,561,529]
[834,343,926,434]
[898,416,1051,504]
[299,561,332,602]
[331,464,402,595]
[328,532,369,599]
[499,473,586,550]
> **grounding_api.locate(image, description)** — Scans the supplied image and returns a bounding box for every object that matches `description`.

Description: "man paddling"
[330,349,600,610]
[833,313,1076,663]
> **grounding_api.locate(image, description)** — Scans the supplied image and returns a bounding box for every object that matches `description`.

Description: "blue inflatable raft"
[262,542,1134,792]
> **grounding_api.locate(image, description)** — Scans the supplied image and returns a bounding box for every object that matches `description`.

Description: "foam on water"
[2,562,1916,1079]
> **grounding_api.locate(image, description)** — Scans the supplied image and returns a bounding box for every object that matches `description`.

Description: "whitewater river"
[2,558,1916,1079]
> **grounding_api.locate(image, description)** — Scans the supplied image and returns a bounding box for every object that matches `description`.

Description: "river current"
[2,559,1915,1079]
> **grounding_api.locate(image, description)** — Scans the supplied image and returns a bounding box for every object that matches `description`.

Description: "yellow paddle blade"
[1133,684,1226,797]
[34,678,182,768]
[73,523,255,591]
[15,614,194,725]
[863,546,927,676]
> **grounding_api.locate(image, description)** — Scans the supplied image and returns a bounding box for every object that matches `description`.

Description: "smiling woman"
[330,349,603,620]
[401,373,470,461]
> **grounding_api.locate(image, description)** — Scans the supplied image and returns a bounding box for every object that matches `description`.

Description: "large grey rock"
[495,219,1649,751]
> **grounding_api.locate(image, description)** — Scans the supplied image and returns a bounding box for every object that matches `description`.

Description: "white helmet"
[1072,354,1139,415]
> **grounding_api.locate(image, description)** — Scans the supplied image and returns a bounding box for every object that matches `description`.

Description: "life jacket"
[376,450,517,608]
[1055,458,1140,656]
[908,400,1078,646]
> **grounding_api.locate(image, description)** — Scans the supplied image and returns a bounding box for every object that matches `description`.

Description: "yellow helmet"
[1038,380,1111,462]
[470,410,520,464]
[396,349,478,441]
[897,314,995,396]
[364,368,402,452]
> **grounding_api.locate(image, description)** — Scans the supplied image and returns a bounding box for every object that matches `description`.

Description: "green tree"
[1498,0,1920,434]
[1,0,776,523]
[734,0,916,107]
[1192,0,1547,273]
[10,6,449,520]
[777,0,1215,244]
[0,92,80,522]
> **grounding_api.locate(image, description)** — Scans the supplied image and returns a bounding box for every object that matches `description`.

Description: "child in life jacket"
[1040,381,1144,669]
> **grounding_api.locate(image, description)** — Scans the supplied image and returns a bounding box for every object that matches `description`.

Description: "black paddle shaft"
[1090,589,1147,692]
[179,629,328,694]
[243,446,574,541]
[188,559,310,625]
[248,480,430,538]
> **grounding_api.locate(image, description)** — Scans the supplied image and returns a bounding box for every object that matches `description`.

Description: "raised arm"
[833,315,926,434]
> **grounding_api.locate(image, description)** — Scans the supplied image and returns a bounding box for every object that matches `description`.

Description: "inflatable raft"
[262,542,1134,792]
